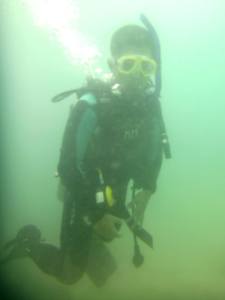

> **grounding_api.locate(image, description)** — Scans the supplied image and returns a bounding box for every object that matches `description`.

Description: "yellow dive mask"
[116,55,157,77]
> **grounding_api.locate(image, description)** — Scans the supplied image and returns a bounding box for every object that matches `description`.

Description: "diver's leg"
[0,195,77,284]
[0,227,84,285]
[59,188,116,286]
[28,242,63,277]
[86,234,117,287]
[58,194,90,284]
[56,182,127,285]
[25,197,90,285]
[0,224,63,278]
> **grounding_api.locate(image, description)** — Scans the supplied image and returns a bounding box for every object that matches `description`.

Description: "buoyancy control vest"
[53,77,171,159]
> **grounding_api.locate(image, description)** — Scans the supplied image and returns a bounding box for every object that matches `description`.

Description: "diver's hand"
[128,190,152,225]
[93,214,122,242]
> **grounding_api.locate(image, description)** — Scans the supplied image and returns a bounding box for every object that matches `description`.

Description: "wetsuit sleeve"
[57,94,97,196]
[134,116,163,193]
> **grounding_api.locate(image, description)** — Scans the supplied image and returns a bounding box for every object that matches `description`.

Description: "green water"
[1,1,225,299]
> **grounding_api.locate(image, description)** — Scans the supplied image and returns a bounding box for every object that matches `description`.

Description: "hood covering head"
[110,17,161,98]
[110,25,153,58]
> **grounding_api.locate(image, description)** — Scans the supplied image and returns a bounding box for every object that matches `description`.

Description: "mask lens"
[141,60,156,75]
[121,58,135,72]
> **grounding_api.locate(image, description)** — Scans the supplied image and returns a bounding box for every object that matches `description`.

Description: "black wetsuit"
[58,89,163,218]
[10,87,163,286]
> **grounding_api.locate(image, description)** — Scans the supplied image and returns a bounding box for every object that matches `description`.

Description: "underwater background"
[1,0,225,299]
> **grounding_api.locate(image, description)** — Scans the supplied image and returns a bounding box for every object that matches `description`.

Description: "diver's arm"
[136,115,163,193]
[58,94,98,196]
[131,117,163,223]
[142,149,163,194]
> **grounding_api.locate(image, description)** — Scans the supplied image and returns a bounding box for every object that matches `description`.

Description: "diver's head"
[109,25,158,97]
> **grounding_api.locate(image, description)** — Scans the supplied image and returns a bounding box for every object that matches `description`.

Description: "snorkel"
[140,14,162,98]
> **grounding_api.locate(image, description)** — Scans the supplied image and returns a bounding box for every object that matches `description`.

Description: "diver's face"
[112,51,157,95]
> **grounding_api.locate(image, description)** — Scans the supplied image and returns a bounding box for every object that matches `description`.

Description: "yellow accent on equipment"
[105,186,115,207]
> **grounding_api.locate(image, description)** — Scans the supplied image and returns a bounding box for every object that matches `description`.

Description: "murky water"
[1,1,225,299]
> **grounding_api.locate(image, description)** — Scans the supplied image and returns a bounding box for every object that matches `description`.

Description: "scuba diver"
[0,15,171,287]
